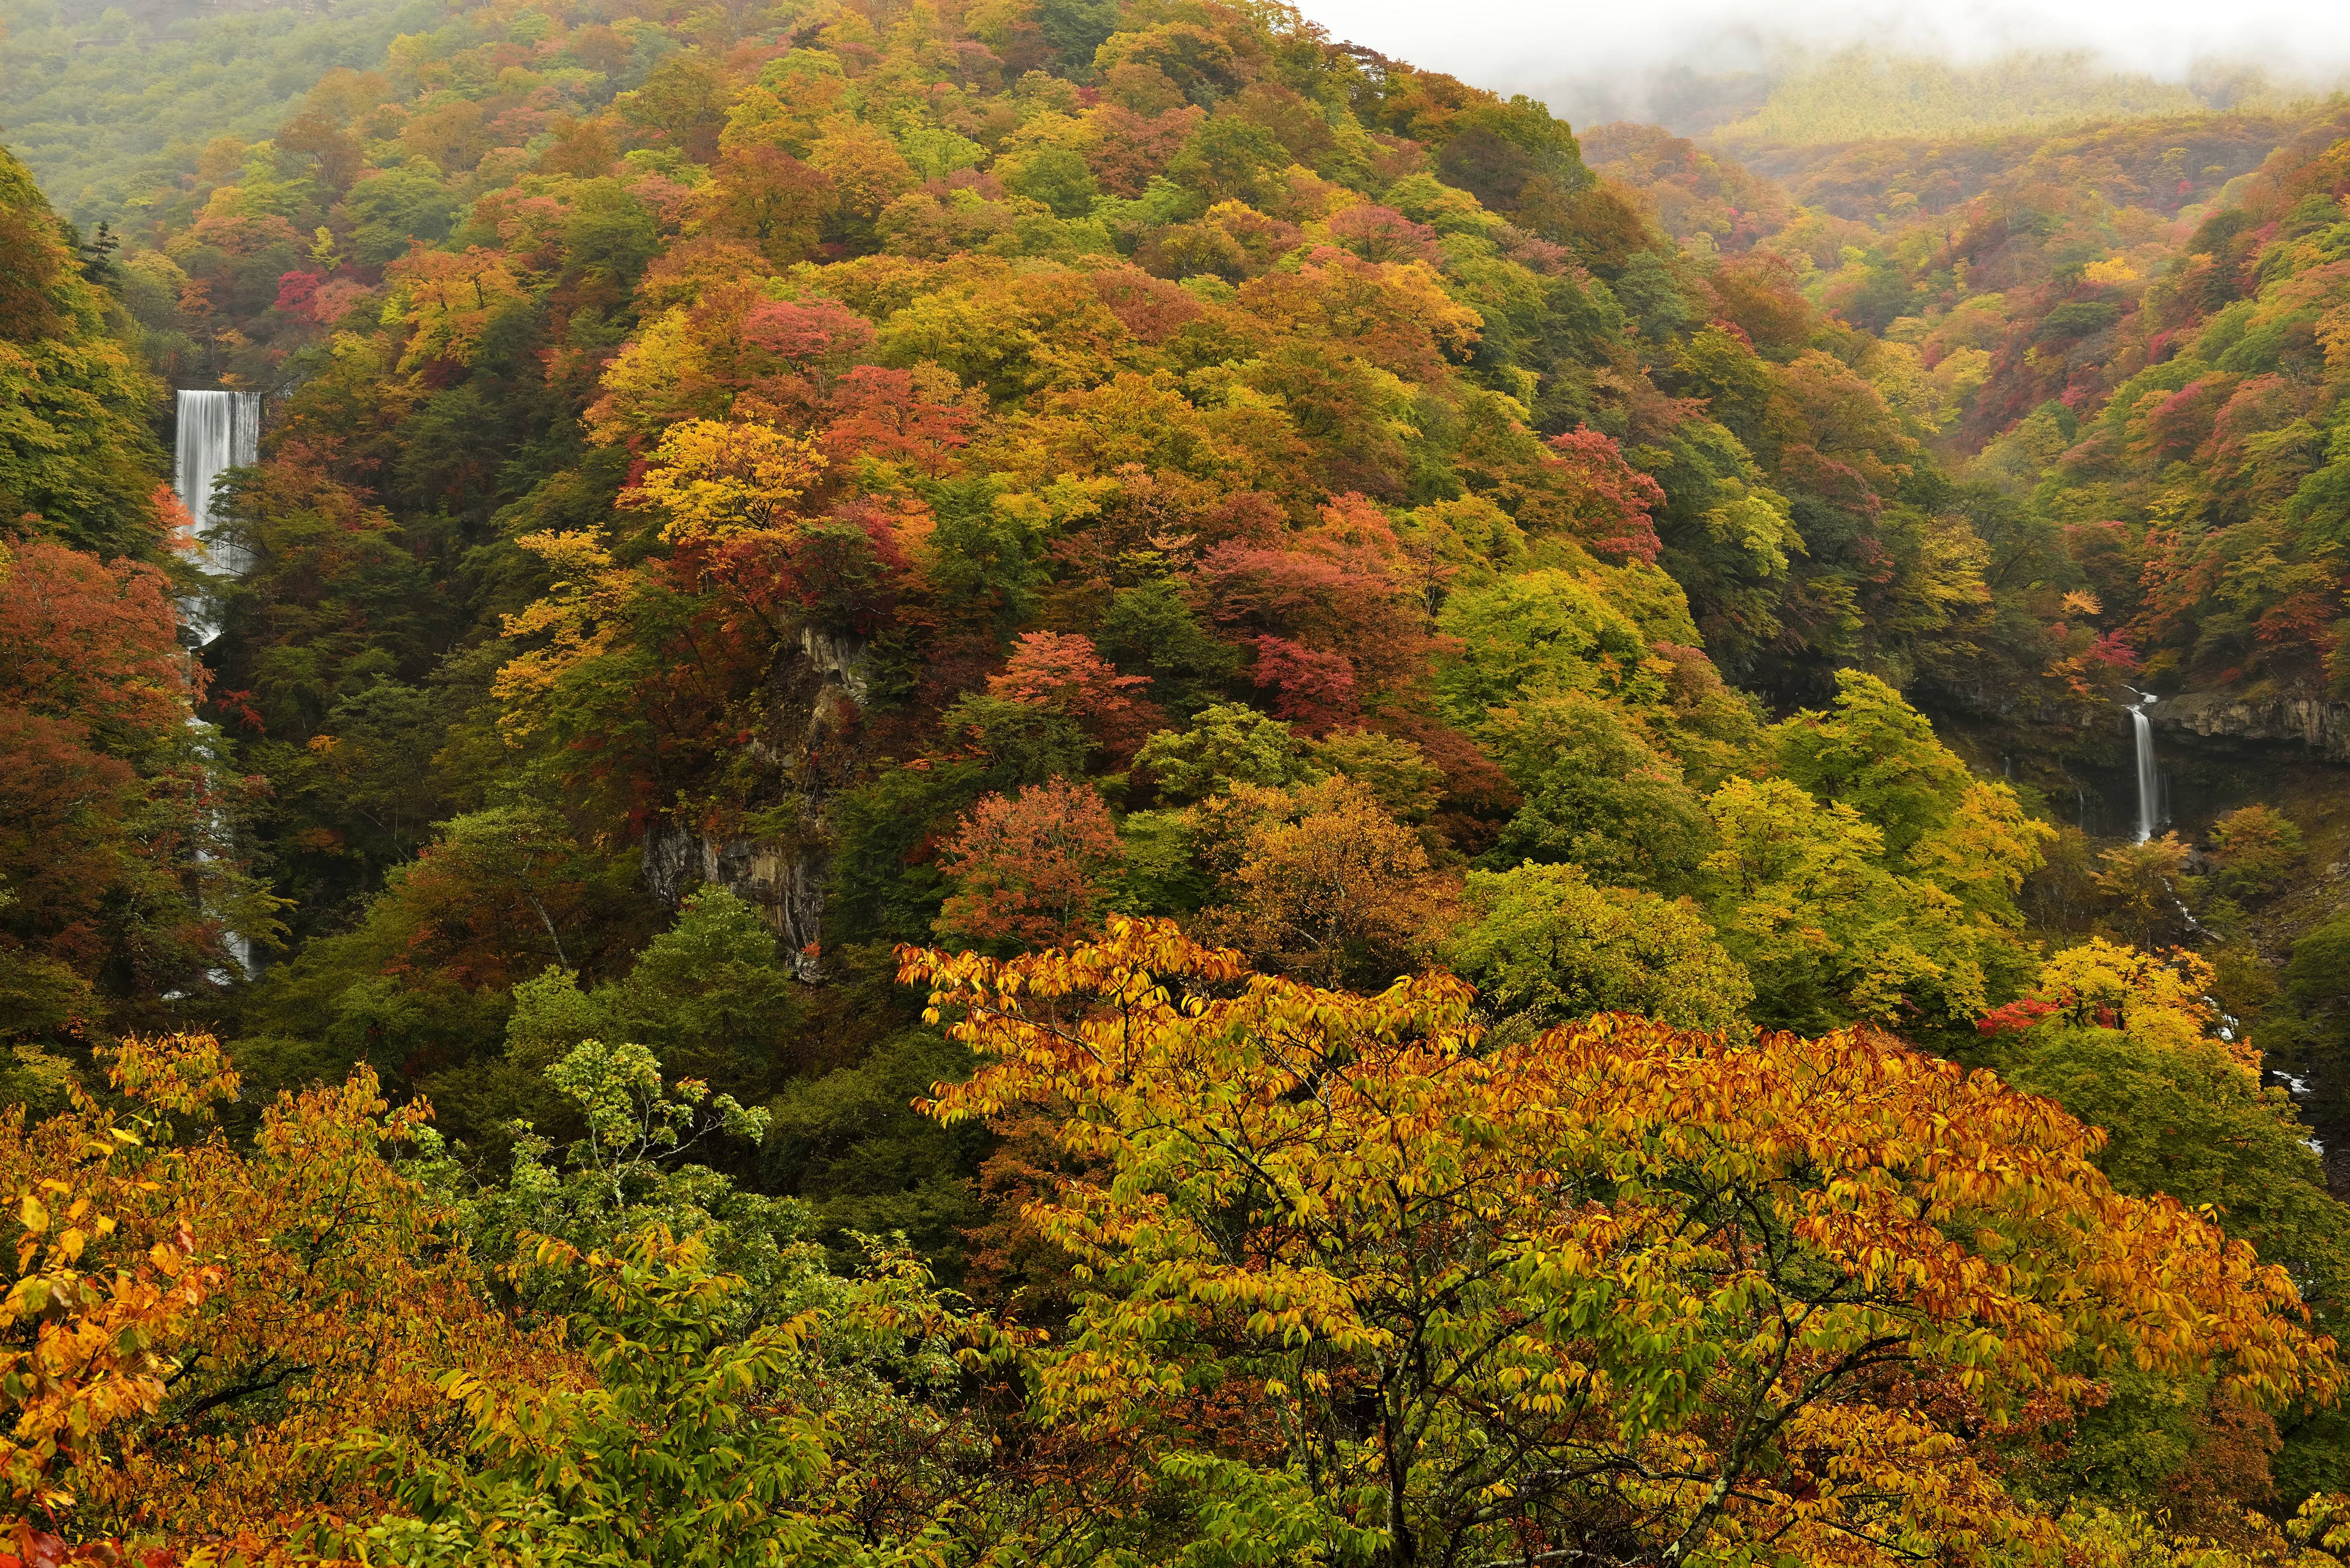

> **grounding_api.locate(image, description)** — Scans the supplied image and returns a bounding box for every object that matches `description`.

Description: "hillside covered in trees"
[9,1,2350,1562]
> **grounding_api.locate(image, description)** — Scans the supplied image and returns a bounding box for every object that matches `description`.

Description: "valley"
[4,2,2350,1559]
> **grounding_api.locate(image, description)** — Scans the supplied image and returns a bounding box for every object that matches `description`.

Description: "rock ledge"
[2154,690,2350,760]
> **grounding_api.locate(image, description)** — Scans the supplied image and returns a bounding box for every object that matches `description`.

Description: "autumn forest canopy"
[16,0,2350,1561]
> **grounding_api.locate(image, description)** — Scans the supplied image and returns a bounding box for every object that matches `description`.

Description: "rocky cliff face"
[2153,690,2350,761]
[642,624,870,980]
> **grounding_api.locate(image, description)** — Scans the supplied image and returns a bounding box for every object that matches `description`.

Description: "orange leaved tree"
[902,920,2338,1568]
[0,1033,563,1545]
[0,1037,224,1524]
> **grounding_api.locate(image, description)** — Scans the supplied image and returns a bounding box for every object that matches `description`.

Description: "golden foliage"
[903,920,2337,1568]
[620,417,826,544]
[0,1033,566,1539]
[379,246,528,373]
[491,527,631,741]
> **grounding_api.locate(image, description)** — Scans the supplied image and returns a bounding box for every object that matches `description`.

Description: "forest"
[8,0,2350,1560]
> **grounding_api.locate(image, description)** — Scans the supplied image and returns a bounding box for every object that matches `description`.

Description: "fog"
[1294,0,2350,127]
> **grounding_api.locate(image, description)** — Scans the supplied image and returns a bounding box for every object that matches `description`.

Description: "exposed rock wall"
[643,826,830,973]
[641,622,870,980]
[2153,690,2350,761]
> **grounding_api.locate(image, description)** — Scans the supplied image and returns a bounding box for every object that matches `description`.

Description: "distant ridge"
[1708,47,2313,144]
[1526,46,2342,145]
[0,0,431,225]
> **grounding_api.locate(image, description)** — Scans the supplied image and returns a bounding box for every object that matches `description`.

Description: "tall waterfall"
[175,390,261,642]
[2126,689,2162,843]
[174,390,263,982]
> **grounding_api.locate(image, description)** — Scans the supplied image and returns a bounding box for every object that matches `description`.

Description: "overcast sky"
[1291,0,2350,101]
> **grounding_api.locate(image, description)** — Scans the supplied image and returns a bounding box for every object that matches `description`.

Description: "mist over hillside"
[1300,0,2350,138]
[0,0,431,222]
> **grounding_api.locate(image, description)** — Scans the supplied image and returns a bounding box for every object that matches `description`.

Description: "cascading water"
[2124,688,2162,843]
[174,390,263,982]
[175,390,261,644]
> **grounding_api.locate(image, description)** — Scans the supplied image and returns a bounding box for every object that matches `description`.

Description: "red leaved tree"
[820,366,982,477]
[1545,427,1666,563]
[1249,635,1358,733]
[0,538,230,992]
[934,779,1125,954]
[985,631,1161,759]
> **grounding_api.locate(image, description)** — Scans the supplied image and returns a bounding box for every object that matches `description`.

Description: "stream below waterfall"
[177,389,263,981]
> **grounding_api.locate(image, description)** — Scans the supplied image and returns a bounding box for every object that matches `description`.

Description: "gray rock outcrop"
[640,623,870,980]
[2153,689,2350,760]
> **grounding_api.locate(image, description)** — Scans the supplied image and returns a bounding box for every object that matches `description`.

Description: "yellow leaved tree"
[2029,936,2251,1066]
[0,1033,563,1545]
[379,246,529,374]
[490,526,633,742]
[903,919,2339,1568]
[620,417,827,544]
[0,1036,227,1521]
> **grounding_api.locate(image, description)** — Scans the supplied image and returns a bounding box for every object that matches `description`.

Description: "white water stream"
[176,390,263,982]
[2123,687,2163,843]
[176,390,261,645]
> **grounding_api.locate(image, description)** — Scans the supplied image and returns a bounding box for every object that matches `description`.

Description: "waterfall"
[173,390,263,983]
[174,390,261,644]
[2125,688,2162,843]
